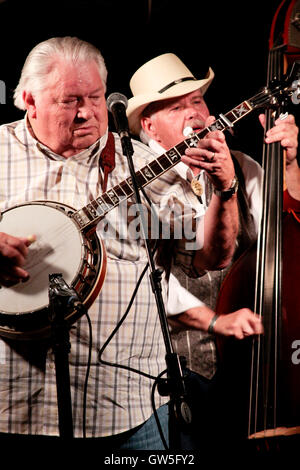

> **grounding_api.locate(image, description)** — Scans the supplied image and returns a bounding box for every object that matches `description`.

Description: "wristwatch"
[213,175,239,201]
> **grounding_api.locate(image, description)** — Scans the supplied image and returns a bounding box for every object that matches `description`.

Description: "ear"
[141,116,159,140]
[22,91,37,118]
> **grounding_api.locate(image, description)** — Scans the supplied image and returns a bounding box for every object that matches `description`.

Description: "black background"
[0,0,299,164]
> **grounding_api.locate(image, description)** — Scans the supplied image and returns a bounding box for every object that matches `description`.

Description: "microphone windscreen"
[107,92,128,112]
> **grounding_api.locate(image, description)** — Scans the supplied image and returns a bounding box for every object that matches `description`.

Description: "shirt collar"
[17,114,108,161]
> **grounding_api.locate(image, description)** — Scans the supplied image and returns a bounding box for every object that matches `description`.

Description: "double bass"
[216,0,300,450]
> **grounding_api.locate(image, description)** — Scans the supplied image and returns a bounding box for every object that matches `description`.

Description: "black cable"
[97,255,171,447]
[81,257,153,438]
[151,369,169,451]
[98,261,157,380]
[98,188,161,378]
[82,309,93,439]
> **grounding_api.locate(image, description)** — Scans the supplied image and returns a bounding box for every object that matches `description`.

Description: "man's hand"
[259,113,299,165]
[0,232,35,286]
[213,308,263,339]
[181,115,236,190]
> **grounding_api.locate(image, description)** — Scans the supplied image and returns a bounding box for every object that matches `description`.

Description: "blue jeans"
[94,404,169,450]
[118,404,169,450]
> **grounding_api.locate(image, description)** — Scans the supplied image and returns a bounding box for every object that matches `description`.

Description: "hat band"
[158,76,197,94]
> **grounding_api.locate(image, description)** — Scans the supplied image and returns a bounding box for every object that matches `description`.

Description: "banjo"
[0,69,298,340]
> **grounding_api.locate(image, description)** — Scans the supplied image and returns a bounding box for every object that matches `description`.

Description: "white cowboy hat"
[127,53,214,135]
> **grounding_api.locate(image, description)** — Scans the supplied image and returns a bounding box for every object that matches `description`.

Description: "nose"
[185,105,199,121]
[76,98,94,120]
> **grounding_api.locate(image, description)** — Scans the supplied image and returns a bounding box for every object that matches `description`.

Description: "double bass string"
[249,44,286,438]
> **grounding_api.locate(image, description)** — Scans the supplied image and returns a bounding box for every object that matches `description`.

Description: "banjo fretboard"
[72,99,254,231]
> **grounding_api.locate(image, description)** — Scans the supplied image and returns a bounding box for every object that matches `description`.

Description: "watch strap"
[214,175,239,201]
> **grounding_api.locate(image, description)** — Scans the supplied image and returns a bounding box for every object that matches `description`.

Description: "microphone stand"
[48,273,87,440]
[117,133,192,451]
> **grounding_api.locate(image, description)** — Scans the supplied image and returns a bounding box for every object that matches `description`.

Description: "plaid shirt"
[0,118,204,437]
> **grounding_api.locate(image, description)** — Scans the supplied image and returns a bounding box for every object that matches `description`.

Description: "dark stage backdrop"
[0,0,298,164]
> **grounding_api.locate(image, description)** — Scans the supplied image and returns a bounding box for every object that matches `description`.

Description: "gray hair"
[139,128,151,144]
[14,36,108,110]
[139,102,161,144]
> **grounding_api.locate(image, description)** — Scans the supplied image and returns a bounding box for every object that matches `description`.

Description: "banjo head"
[0,201,106,339]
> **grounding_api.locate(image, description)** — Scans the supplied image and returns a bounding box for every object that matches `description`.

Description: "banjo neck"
[71,72,298,232]
[72,100,253,232]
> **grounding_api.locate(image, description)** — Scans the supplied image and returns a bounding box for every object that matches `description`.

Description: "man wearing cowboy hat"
[126,53,299,448]
[127,53,245,277]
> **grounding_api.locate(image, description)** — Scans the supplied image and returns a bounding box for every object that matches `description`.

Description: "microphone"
[107,92,133,155]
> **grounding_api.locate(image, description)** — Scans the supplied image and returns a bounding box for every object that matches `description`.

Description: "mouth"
[187,118,205,131]
[183,125,202,137]
[73,127,95,136]
[190,121,204,133]
[183,121,204,137]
